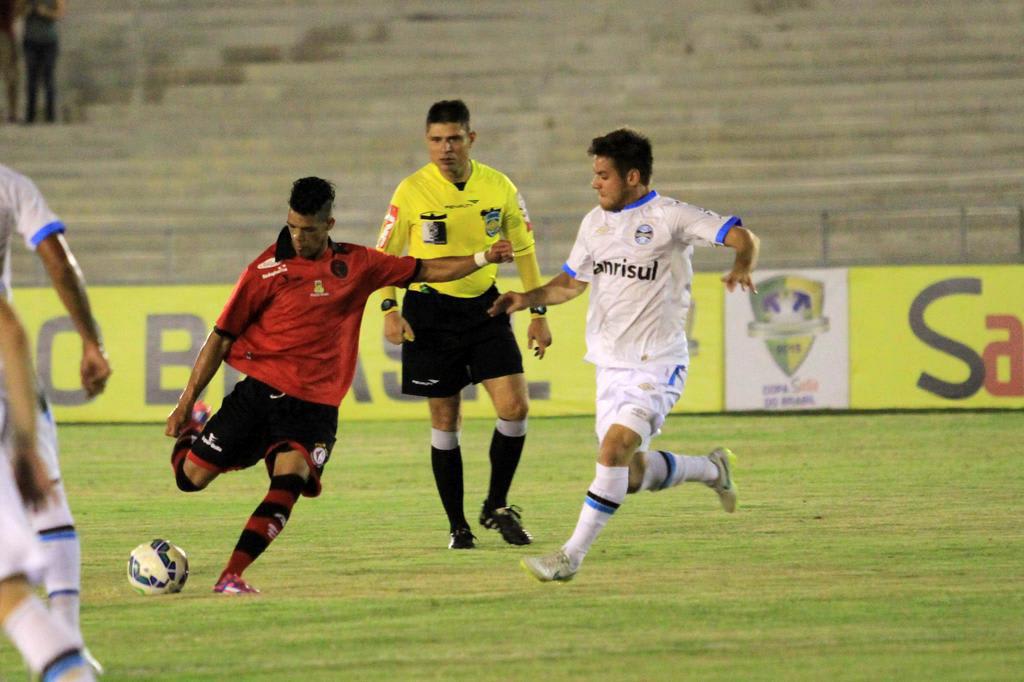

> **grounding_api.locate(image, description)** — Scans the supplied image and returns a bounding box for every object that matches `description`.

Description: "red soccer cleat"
[212,573,260,595]
[189,400,212,430]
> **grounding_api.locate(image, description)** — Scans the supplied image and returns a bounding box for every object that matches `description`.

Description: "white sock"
[32,486,82,639]
[562,464,628,568]
[40,533,81,635]
[430,428,460,450]
[2,595,89,679]
[639,450,719,491]
[495,417,527,437]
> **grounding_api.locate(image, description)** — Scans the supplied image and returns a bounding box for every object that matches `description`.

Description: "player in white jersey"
[488,128,760,582]
[0,298,95,681]
[0,163,110,671]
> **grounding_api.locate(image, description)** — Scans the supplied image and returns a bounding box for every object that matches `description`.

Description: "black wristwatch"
[529,306,547,316]
[381,298,398,312]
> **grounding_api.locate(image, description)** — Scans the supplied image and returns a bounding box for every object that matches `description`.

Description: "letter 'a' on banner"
[725,268,850,411]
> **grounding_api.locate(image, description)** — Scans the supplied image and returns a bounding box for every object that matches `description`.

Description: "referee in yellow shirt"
[376,100,551,549]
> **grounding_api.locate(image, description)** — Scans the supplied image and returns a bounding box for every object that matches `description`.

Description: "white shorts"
[594,364,687,452]
[0,389,61,480]
[0,451,47,584]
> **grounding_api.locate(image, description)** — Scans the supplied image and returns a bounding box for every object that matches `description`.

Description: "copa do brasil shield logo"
[747,275,829,376]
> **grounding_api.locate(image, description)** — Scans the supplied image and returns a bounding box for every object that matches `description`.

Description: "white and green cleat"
[707,447,738,513]
[520,549,577,583]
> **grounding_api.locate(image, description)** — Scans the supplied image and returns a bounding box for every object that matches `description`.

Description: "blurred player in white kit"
[1,162,110,672]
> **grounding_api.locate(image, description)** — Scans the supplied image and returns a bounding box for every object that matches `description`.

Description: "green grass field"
[2,412,1022,681]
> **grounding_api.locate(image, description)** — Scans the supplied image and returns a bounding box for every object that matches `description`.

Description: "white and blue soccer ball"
[127,539,189,595]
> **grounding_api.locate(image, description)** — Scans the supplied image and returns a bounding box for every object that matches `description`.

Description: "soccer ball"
[127,539,189,595]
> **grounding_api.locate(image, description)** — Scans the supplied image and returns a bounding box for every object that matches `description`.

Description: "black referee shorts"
[401,285,524,398]
[189,377,338,497]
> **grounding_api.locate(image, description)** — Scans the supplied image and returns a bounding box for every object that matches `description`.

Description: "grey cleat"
[520,549,577,583]
[83,647,104,676]
[706,447,738,513]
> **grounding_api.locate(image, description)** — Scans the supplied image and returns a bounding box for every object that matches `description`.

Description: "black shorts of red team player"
[401,284,523,398]
[187,376,338,498]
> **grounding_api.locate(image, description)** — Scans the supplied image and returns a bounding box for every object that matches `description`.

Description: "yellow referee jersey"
[375,160,537,298]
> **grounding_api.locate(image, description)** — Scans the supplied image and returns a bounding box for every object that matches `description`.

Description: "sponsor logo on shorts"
[411,379,440,386]
[628,406,650,421]
[201,432,223,452]
[311,444,329,466]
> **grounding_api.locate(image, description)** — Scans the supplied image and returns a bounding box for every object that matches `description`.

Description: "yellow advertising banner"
[17,275,726,422]
[850,265,1024,408]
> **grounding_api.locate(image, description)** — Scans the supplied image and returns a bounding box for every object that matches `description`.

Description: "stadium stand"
[3,0,1022,284]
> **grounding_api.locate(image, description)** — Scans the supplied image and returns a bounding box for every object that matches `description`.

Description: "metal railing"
[9,204,1023,287]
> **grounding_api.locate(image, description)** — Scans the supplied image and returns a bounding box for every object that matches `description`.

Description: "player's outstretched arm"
[721,226,760,293]
[165,330,233,437]
[36,233,112,397]
[0,299,53,508]
[488,271,588,317]
[417,239,514,283]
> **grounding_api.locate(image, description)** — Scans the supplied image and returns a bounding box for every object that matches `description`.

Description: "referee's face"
[426,122,475,183]
[286,210,334,260]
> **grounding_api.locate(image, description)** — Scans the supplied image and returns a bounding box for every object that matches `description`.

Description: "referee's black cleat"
[448,526,476,550]
[480,502,533,545]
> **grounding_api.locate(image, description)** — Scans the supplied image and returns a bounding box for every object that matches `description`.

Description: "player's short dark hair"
[289,177,335,221]
[588,128,653,185]
[426,99,471,131]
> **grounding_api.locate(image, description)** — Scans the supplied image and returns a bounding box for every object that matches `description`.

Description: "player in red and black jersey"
[164,177,512,594]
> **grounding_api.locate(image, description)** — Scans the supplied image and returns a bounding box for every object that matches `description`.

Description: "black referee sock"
[486,430,525,510]
[431,446,468,530]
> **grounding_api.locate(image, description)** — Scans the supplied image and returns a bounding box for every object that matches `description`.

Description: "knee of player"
[598,425,643,466]
[498,402,528,423]
[626,455,646,493]
[272,449,312,479]
[178,459,214,492]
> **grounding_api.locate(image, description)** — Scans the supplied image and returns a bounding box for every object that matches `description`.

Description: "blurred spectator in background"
[0,0,19,122]
[22,0,63,124]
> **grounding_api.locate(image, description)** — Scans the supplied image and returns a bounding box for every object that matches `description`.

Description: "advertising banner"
[16,274,727,422]
[850,265,1024,409]
[725,268,849,411]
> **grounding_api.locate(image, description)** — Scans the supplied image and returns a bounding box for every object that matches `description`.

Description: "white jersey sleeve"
[671,201,741,248]
[562,207,600,282]
[1,164,66,252]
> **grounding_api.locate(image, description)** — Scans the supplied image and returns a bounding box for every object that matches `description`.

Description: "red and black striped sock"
[220,473,305,580]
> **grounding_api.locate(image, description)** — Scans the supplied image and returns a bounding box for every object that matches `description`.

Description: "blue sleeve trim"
[715,216,742,245]
[29,220,66,248]
[561,262,577,278]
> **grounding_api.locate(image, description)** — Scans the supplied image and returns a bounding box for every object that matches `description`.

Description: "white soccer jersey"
[563,191,739,368]
[0,165,65,478]
[0,163,65,301]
